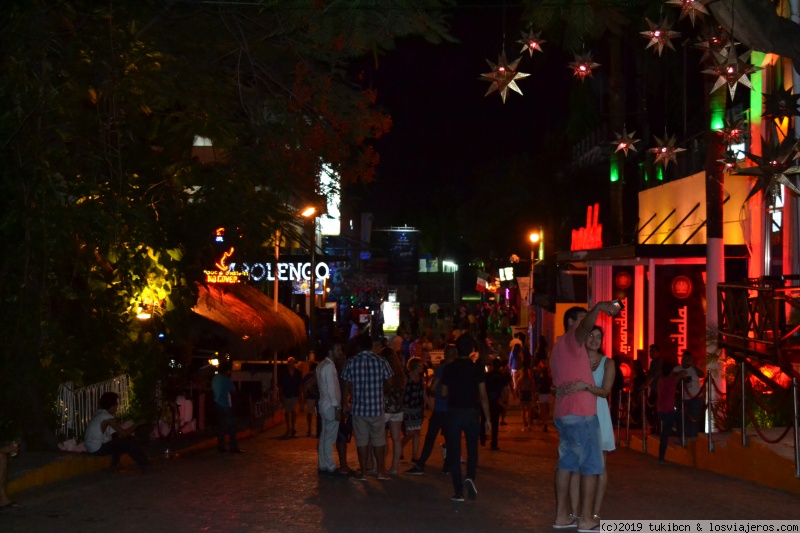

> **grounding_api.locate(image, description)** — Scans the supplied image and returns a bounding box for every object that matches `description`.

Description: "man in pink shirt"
[551,302,619,532]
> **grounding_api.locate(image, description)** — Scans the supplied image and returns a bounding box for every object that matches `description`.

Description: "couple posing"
[551,302,620,533]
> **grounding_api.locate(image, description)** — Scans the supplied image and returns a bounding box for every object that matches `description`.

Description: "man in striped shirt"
[341,333,394,481]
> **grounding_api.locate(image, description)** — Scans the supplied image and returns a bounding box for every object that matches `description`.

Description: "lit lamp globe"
[529,232,540,245]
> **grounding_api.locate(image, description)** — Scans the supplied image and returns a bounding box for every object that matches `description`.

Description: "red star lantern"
[694,25,735,64]
[717,117,746,145]
[702,47,762,99]
[717,149,739,171]
[517,30,545,57]
[666,0,710,27]
[640,18,681,56]
[612,128,640,157]
[479,52,530,103]
[735,135,800,205]
[649,134,686,168]
[762,86,800,120]
[568,53,600,82]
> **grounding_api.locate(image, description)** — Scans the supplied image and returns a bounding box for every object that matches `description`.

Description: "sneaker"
[405,464,424,475]
[465,478,477,500]
[451,494,465,502]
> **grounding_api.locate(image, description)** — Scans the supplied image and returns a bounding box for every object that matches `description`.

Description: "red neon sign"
[571,203,603,251]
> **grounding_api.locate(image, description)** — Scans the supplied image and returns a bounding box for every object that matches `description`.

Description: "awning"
[193,283,307,357]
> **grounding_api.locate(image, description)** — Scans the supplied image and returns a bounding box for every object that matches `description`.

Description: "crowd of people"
[0,300,705,521]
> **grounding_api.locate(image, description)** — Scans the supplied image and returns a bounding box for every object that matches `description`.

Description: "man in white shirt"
[317,344,345,475]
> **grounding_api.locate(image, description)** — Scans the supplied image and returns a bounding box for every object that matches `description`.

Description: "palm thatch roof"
[193,283,307,358]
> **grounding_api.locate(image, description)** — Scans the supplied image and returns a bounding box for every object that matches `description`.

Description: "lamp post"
[273,228,280,404]
[528,231,541,351]
[301,206,318,360]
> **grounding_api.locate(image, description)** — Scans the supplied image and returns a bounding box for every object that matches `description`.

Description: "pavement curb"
[8,417,283,497]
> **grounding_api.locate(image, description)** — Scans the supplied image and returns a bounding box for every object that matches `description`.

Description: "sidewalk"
[7,417,277,497]
[8,406,800,498]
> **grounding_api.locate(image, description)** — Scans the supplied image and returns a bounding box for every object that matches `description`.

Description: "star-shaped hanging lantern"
[648,134,686,168]
[694,25,735,64]
[517,30,545,57]
[702,47,762,99]
[762,86,800,120]
[666,0,710,27]
[717,149,740,171]
[734,135,800,205]
[640,18,681,56]
[479,51,530,103]
[717,117,746,145]
[612,128,640,157]
[568,53,600,82]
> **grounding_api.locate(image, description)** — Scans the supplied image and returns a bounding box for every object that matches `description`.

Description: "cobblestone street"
[2,411,799,532]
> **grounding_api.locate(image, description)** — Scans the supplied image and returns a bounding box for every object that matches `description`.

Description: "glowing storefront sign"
[228,262,330,283]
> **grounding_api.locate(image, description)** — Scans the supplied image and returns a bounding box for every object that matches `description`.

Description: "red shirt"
[550,329,596,418]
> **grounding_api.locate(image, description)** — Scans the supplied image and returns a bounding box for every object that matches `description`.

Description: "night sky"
[347,3,712,263]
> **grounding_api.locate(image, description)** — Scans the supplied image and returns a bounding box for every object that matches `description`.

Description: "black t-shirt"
[279,369,302,398]
[484,370,507,403]
[441,357,485,410]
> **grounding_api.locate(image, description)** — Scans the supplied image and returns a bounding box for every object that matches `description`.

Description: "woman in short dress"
[400,357,428,463]
[584,326,616,521]
[380,347,406,474]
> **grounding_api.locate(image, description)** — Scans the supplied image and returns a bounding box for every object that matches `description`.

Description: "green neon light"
[640,162,648,182]
[656,166,664,181]
[710,95,725,131]
[750,51,764,131]
[610,154,620,183]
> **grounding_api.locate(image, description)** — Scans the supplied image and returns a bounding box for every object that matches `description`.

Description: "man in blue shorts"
[551,302,619,532]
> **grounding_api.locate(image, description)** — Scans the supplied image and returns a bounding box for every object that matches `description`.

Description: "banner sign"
[653,264,706,363]
[611,266,635,359]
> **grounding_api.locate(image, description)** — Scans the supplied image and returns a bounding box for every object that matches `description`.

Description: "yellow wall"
[638,171,750,245]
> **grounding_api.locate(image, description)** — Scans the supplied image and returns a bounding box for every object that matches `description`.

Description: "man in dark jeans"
[484,358,508,451]
[440,334,491,502]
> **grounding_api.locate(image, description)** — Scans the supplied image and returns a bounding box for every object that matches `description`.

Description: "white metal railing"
[56,374,132,440]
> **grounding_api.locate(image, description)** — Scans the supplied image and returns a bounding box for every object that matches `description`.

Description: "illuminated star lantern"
[694,25,734,64]
[612,128,640,157]
[717,117,746,145]
[702,47,762,99]
[734,135,800,205]
[640,18,681,56]
[762,86,800,120]
[666,0,709,27]
[568,53,600,82]
[648,134,686,168]
[479,51,530,103]
[717,149,739,171]
[517,30,545,57]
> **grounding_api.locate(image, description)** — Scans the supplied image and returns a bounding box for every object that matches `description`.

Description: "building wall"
[638,171,751,245]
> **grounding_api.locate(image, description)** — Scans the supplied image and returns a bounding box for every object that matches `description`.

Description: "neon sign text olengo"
[228,262,330,283]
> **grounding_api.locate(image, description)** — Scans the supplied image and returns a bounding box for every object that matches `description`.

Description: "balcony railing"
[717,276,800,366]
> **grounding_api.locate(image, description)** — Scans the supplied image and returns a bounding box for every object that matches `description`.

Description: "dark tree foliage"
[0,0,453,446]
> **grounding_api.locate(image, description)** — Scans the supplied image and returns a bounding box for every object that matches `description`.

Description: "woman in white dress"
[583,326,616,521]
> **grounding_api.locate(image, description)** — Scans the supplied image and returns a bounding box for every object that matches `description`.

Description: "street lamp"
[528,231,541,351]
[302,206,318,360]
[273,228,281,404]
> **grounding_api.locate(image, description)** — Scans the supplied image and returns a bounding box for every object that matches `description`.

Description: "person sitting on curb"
[1,441,22,510]
[84,392,150,472]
